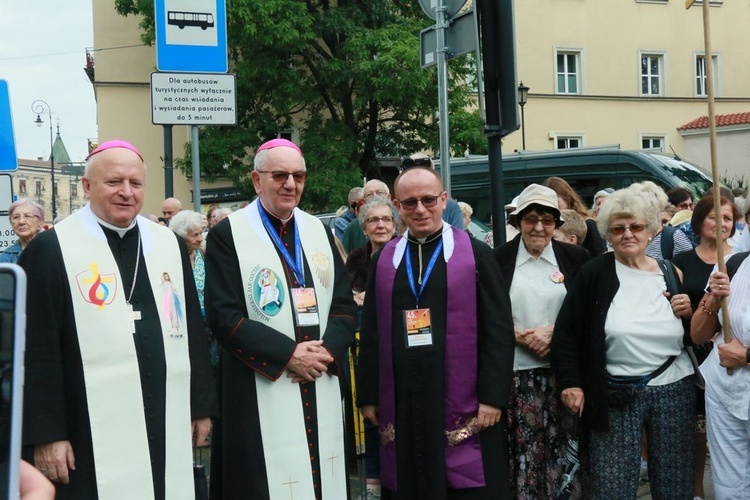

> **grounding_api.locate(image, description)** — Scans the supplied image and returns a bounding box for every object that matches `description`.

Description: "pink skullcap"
[256,138,302,155]
[86,140,144,161]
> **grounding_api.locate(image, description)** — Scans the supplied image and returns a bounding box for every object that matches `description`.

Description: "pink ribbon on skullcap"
[256,138,302,155]
[86,140,144,161]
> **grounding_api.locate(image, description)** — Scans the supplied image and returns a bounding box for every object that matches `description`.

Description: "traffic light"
[475,0,519,137]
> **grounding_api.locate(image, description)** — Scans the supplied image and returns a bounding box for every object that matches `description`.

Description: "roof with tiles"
[678,111,750,131]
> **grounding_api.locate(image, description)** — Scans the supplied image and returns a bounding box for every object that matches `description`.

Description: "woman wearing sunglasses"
[551,185,697,499]
[494,184,590,499]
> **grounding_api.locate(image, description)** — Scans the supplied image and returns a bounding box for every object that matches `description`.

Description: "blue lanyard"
[404,239,443,307]
[259,206,305,287]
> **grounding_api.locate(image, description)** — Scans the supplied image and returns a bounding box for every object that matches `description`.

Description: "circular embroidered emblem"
[252,268,284,317]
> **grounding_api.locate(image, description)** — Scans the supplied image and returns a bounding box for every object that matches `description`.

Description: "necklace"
[126,232,142,305]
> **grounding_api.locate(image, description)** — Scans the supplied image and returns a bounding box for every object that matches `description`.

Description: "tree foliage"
[115,0,486,211]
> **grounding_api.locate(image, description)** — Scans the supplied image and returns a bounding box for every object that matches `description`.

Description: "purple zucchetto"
[86,140,144,162]
[256,138,302,155]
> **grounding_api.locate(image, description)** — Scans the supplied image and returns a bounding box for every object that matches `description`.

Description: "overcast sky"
[0,0,97,164]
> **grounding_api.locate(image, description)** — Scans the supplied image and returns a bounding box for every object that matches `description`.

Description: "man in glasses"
[334,187,363,240]
[357,166,515,499]
[204,138,357,499]
[400,153,465,230]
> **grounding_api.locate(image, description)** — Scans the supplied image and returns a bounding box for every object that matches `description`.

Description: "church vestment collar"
[393,223,455,269]
[92,212,137,238]
[258,199,294,226]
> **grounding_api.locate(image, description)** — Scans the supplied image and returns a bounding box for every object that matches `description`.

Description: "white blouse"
[604,260,692,384]
[509,242,567,371]
[702,257,750,420]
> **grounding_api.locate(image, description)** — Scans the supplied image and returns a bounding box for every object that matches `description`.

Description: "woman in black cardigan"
[551,186,696,499]
[495,184,590,499]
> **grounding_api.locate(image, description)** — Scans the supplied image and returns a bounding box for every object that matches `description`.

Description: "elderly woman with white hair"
[170,210,218,368]
[551,187,697,499]
[0,199,45,263]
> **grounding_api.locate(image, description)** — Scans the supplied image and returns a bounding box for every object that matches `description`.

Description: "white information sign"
[0,218,16,252]
[0,174,15,251]
[150,72,237,125]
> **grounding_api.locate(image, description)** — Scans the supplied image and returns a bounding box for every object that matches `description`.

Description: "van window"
[652,155,713,198]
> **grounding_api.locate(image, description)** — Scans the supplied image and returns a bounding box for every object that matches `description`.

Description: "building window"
[70,181,78,198]
[35,180,42,196]
[641,135,665,150]
[640,53,664,96]
[556,136,582,149]
[695,54,718,97]
[19,179,26,195]
[556,50,581,94]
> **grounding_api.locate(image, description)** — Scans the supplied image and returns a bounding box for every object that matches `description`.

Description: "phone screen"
[0,264,26,500]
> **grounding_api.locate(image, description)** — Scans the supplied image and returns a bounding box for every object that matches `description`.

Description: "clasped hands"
[286,340,333,383]
[515,326,553,358]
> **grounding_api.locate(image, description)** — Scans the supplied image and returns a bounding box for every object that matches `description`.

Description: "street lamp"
[31,100,56,220]
[517,82,530,150]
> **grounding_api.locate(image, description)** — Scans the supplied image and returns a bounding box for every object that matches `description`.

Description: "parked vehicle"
[435,145,714,222]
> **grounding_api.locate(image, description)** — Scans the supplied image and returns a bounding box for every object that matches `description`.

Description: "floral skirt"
[507,367,580,499]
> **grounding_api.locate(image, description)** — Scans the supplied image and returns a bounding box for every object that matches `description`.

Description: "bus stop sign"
[155,0,228,73]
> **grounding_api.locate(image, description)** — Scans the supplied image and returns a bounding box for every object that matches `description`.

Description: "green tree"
[115,0,485,211]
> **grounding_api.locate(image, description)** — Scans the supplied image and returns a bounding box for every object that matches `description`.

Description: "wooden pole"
[700,0,734,366]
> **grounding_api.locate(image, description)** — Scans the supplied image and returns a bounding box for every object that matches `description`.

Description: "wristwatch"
[746,348,750,366]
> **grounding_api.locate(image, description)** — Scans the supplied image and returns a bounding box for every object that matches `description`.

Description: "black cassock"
[19,225,216,500]
[357,234,515,500]
[205,212,356,500]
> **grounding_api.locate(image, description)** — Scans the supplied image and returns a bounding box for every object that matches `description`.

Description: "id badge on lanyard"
[402,239,443,348]
[292,287,320,326]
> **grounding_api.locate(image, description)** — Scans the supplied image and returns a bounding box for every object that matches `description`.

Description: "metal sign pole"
[191,125,201,212]
[436,0,452,195]
[164,125,174,198]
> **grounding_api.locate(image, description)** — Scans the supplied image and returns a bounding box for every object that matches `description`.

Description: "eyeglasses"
[521,215,557,227]
[256,170,307,183]
[677,201,694,210]
[365,215,394,225]
[10,213,39,223]
[397,193,443,211]
[609,223,647,235]
[363,190,389,200]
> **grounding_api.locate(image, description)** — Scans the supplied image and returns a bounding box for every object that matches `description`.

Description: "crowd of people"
[2,136,750,500]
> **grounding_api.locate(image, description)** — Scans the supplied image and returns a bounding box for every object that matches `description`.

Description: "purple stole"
[375,226,485,491]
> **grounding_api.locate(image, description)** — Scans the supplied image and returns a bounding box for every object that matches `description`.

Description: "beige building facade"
[90,0,749,211]
[9,159,86,224]
[508,0,748,181]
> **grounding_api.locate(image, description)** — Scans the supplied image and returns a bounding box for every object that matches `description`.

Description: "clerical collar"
[93,214,137,238]
[406,226,444,245]
[259,200,294,226]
